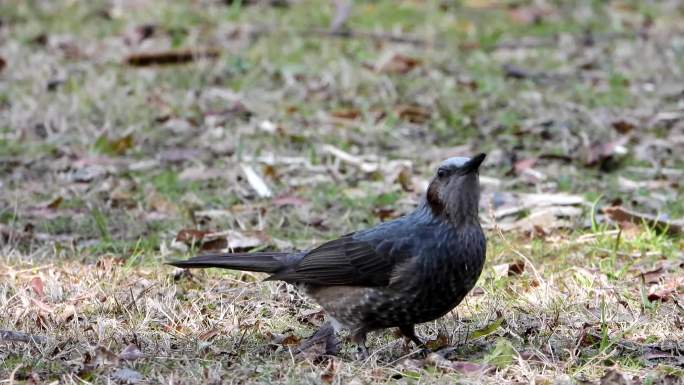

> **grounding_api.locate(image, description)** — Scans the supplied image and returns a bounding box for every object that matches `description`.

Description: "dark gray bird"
[169,153,487,358]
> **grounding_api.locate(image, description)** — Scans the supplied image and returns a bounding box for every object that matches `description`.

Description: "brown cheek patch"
[426,181,444,216]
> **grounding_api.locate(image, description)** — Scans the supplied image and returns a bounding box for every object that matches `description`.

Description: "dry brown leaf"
[375,52,422,74]
[394,104,431,123]
[330,108,361,120]
[424,332,449,350]
[297,309,325,326]
[647,275,684,302]
[186,229,268,252]
[603,205,683,236]
[198,328,220,341]
[585,136,629,167]
[175,229,209,244]
[30,276,45,299]
[126,49,220,66]
[118,344,144,361]
[508,260,525,275]
[42,196,63,210]
[639,266,664,285]
[96,133,134,155]
[612,119,637,134]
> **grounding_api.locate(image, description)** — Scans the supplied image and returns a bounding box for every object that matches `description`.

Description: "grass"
[1,0,684,383]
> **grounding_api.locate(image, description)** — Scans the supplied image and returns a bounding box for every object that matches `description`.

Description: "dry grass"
[1,0,684,383]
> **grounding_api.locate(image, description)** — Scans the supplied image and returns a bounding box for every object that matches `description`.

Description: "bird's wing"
[268,221,420,286]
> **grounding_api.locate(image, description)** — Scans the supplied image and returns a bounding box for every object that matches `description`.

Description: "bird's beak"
[463,153,486,174]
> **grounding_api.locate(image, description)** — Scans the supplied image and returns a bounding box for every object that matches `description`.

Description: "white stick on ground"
[240,164,272,198]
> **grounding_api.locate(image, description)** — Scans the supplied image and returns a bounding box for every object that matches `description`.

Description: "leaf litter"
[1,0,684,383]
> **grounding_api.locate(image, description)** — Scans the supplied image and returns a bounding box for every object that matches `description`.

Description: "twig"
[125,49,220,66]
[0,329,47,344]
[9,364,21,385]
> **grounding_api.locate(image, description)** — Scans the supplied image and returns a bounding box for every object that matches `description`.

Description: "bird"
[168,153,487,359]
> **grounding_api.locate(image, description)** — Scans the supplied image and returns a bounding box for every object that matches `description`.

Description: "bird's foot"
[296,322,340,356]
[355,345,370,360]
[410,347,432,358]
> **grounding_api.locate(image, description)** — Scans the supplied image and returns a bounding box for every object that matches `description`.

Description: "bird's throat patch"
[426,181,444,216]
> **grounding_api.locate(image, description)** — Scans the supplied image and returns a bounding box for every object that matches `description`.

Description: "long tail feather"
[167,252,290,274]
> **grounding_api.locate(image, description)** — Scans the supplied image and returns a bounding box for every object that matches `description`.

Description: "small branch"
[125,49,220,66]
[0,329,48,344]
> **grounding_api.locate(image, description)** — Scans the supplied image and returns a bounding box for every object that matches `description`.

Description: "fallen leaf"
[639,266,664,285]
[394,104,431,123]
[118,344,144,361]
[199,328,220,341]
[94,133,134,156]
[585,136,629,168]
[647,275,684,302]
[46,196,63,210]
[374,52,422,74]
[612,119,637,134]
[297,309,325,326]
[30,277,45,299]
[603,205,683,236]
[484,338,516,368]
[189,229,268,252]
[125,49,220,66]
[330,108,361,120]
[175,229,210,244]
[599,369,630,385]
[508,259,525,275]
[470,317,504,339]
[424,332,449,350]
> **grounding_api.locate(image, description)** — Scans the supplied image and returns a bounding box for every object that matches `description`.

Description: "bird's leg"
[351,331,369,360]
[399,324,425,348]
[296,321,340,356]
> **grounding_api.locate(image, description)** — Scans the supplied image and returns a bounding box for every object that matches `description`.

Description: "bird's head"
[426,153,486,224]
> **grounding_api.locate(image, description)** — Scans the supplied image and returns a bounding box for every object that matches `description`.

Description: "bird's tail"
[167,252,290,274]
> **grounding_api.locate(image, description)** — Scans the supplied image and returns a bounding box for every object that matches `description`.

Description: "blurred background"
[1,0,683,253]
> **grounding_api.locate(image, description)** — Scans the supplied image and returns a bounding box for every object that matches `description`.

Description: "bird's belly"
[303,264,482,331]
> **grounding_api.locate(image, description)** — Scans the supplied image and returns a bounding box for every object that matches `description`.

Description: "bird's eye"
[437,168,447,178]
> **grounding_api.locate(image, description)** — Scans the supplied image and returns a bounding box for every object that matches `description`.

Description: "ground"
[1,0,683,384]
